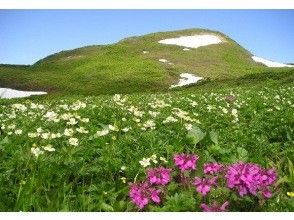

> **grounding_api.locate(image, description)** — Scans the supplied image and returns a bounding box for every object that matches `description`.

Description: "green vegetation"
[0,82,293,211]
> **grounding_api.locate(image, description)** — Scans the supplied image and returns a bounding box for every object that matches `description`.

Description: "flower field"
[0,85,293,211]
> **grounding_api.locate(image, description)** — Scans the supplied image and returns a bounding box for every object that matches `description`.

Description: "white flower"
[163,116,178,124]
[148,111,159,118]
[38,104,45,110]
[8,124,16,130]
[64,128,74,137]
[191,101,198,107]
[69,138,79,146]
[43,144,56,152]
[67,118,78,125]
[120,177,127,183]
[222,108,228,114]
[12,104,27,111]
[160,157,168,163]
[231,109,238,116]
[31,147,44,158]
[96,129,109,137]
[108,125,119,131]
[120,166,126,171]
[122,127,130,133]
[139,158,151,167]
[76,127,89,134]
[184,123,193,131]
[28,132,38,138]
[142,120,156,130]
[150,154,158,164]
[44,111,58,121]
[15,129,23,135]
[41,133,50,139]
[81,118,89,123]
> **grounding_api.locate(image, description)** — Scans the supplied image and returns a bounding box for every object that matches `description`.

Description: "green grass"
[0,81,293,211]
[1,28,292,96]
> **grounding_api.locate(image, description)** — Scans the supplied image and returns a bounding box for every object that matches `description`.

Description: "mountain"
[0,28,293,96]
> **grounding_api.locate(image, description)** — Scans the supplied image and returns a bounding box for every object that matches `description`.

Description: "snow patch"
[0,88,47,99]
[170,73,203,89]
[183,48,190,51]
[158,35,222,49]
[252,56,294,68]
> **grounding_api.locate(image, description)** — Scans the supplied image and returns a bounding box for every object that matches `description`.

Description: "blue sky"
[0,10,293,65]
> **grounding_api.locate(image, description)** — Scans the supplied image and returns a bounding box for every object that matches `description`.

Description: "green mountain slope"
[0,28,292,95]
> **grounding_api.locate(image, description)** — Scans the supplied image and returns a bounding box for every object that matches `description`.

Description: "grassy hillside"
[1,28,292,96]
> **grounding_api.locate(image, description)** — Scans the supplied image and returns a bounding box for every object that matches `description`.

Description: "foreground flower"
[96,129,109,137]
[200,201,229,212]
[68,137,79,146]
[174,153,199,172]
[287,192,294,197]
[129,182,161,209]
[31,147,44,158]
[194,176,217,196]
[203,162,223,175]
[147,167,171,185]
[225,161,277,198]
[139,158,151,168]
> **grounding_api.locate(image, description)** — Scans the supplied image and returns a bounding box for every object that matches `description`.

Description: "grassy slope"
[0,28,293,95]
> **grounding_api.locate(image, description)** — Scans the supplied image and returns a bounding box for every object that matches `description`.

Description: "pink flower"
[129,182,161,209]
[203,162,223,175]
[147,167,172,185]
[225,161,277,198]
[200,201,229,212]
[173,153,199,172]
[194,176,217,196]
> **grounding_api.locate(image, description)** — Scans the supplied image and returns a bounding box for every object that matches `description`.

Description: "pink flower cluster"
[225,161,277,198]
[204,162,223,175]
[129,153,278,211]
[129,182,161,209]
[200,201,229,212]
[129,167,171,209]
[194,176,217,196]
[147,167,171,185]
[174,153,199,172]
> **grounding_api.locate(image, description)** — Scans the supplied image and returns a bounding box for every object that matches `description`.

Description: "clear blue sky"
[0,10,294,65]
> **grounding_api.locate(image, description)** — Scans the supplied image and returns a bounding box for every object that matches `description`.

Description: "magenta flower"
[147,167,172,185]
[194,176,217,196]
[173,153,199,172]
[225,161,277,198]
[203,162,224,175]
[129,182,161,209]
[200,201,229,212]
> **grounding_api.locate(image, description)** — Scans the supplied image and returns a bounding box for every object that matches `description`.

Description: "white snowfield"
[170,73,203,89]
[0,88,47,99]
[252,56,294,68]
[158,35,222,49]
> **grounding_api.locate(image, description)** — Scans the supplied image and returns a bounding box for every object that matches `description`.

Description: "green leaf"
[101,202,114,212]
[187,126,206,145]
[236,147,248,161]
[209,129,219,145]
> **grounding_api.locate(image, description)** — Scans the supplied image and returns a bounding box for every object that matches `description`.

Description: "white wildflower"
[69,138,79,146]
[139,158,151,167]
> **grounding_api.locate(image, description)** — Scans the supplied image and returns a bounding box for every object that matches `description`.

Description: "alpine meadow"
[0,27,294,212]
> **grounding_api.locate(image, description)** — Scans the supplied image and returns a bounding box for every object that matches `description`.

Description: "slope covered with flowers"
[0,85,293,211]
